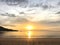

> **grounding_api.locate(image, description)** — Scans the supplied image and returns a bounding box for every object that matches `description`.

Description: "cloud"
[41,5,48,10]
[0,0,59,21]
[38,20,60,26]
[0,15,29,27]
[19,12,25,14]
[3,0,28,3]
[5,0,28,7]
[56,11,60,14]
[11,17,29,23]
[57,2,60,5]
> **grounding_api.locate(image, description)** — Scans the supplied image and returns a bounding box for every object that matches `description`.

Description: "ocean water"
[0,30,60,45]
[0,30,60,38]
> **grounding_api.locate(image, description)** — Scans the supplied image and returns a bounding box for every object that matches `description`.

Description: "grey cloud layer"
[38,20,60,26]
[0,15,29,27]
[1,0,60,8]
[0,0,60,27]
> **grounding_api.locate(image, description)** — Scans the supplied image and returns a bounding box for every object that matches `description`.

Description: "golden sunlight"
[28,31,32,38]
[25,25,34,30]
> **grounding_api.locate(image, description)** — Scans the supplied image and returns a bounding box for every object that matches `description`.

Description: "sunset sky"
[0,0,60,31]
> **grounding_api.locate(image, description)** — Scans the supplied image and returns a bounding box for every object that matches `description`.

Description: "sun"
[24,25,34,38]
[25,25,34,30]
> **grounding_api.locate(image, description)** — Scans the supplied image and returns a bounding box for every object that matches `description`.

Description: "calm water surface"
[0,30,60,38]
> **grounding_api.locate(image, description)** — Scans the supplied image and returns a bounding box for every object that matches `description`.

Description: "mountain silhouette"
[0,26,18,31]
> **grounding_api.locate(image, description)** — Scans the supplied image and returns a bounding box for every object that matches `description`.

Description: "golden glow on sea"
[25,25,33,38]
[28,31,32,38]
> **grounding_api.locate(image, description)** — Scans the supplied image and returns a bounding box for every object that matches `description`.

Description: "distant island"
[0,26,18,31]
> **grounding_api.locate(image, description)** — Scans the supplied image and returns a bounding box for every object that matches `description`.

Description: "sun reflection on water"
[28,31,32,38]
